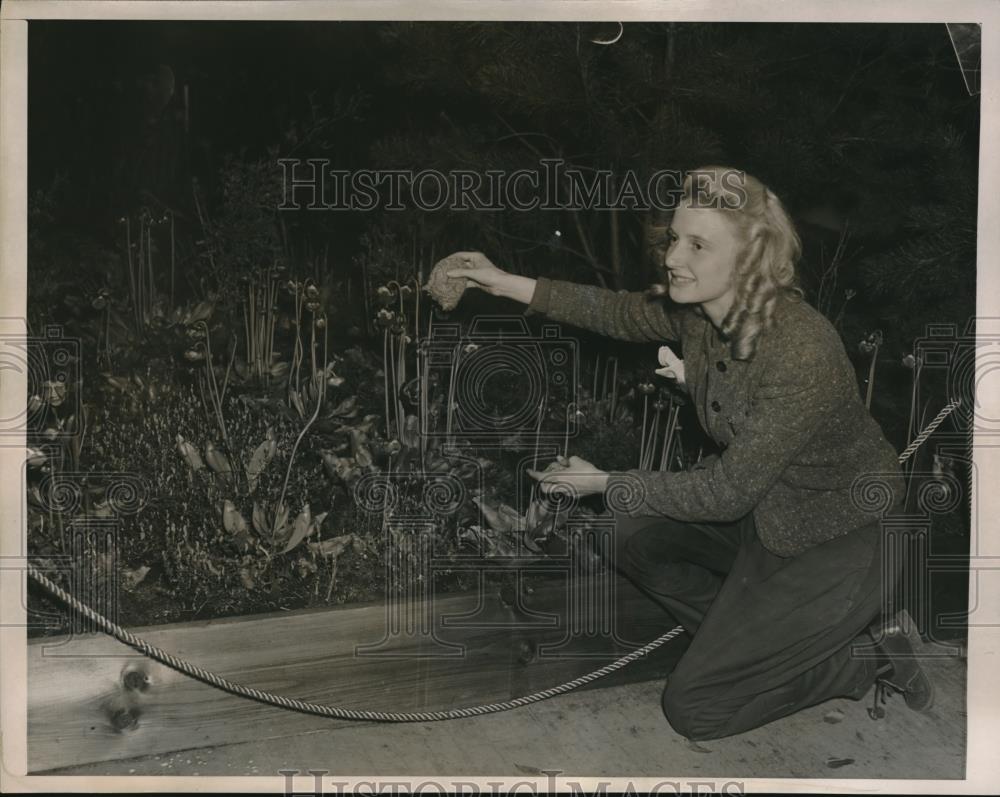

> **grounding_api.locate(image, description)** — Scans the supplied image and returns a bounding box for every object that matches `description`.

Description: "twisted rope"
[25,397,961,722]
[898,398,961,464]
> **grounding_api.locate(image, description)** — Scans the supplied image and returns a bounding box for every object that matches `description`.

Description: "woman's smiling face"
[663,204,744,325]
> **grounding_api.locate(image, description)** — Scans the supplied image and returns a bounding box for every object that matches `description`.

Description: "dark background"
[29,21,978,325]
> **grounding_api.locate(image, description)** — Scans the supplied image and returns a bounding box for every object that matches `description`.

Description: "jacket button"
[711,400,721,412]
[716,361,727,372]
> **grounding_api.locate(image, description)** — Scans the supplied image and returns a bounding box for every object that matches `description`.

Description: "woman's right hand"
[446,251,536,305]
[447,251,512,297]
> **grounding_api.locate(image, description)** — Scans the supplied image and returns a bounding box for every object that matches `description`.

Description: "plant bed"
[26,281,685,637]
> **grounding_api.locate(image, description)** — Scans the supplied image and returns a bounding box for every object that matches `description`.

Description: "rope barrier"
[897,398,962,465]
[25,397,962,722]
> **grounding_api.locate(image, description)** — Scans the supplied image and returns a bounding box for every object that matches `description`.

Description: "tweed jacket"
[525,277,903,557]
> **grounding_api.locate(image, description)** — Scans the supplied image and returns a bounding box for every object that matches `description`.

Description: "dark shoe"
[873,609,935,712]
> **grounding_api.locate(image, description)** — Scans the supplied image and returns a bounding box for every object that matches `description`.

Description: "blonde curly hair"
[648,166,803,361]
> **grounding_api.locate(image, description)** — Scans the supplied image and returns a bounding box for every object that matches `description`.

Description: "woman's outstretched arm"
[448,251,683,343]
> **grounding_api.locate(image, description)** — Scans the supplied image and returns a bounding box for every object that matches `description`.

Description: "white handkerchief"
[655,345,686,387]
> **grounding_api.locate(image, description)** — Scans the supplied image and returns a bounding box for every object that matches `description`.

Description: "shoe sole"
[882,609,935,711]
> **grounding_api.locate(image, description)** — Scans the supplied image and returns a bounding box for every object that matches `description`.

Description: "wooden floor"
[40,640,966,780]
[29,559,967,780]
[29,571,691,770]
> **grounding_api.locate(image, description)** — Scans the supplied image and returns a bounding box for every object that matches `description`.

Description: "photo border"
[2,1,998,793]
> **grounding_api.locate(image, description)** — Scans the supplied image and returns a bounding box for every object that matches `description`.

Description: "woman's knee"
[616,515,685,556]
[603,515,667,569]
[621,528,694,586]
[661,677,724,742]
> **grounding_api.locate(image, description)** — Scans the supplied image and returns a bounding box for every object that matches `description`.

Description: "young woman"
[444,165,932,741]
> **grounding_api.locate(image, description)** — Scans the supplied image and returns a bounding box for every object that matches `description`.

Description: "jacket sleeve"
[525,277,682,343]
[605,335,837,521]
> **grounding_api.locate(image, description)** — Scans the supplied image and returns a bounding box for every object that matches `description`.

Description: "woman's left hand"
[527,455,609,497]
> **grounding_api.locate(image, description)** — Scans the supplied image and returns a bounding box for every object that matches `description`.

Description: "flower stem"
[169,212,175,313]
[292,285,303,395]
[639,394,649,467]
[361,257,371,337]
[310,308,317,383]
[147,223,155,314]
[243,295,252,380]
[532,397,544,470]
[644,409,661,470]
[389,332,403,440]
[865,345,879,409]
[220,338,237,405]
[420,342,429,468]
[200,322,228,445]
[446,343,460,448]
[125,216,139,333]
[660,403,679,471]
[906,358,922,475]
[563,402,574,460]
[383,329,392,439]
[610,357,619,421]
[275,331,327,537]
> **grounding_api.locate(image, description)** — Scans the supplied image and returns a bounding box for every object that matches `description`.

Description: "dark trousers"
[610,512,888,741]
